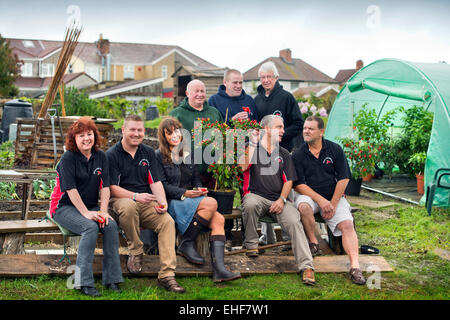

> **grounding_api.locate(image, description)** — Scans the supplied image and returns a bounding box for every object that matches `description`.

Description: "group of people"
[49,61,366,297]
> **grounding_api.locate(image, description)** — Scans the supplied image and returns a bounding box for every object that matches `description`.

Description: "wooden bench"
[0,219,59,254]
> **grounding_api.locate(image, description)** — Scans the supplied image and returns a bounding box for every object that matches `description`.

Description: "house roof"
[334,68,357,84]
[243,57,336,83]
[15,72,96,90]
[292,85,339,98]
[8,37,217,68]
[172,65,228,78]
[88,77,164,99]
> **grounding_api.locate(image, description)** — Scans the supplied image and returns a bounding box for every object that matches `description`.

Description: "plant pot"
[362,173,374,182]
[416,173,425,195]
[345,178,363,196]
[207,189,236,215]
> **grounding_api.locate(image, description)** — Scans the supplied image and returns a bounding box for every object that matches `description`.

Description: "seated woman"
[155,117,241,283]
[50,117,123,297]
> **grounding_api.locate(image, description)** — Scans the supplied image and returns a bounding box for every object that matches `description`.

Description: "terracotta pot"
[416,173,425,194]
[362,173,374,182]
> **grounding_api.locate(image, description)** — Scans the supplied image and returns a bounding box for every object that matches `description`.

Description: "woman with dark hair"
[156,117,240,283]
[50,117,123,297]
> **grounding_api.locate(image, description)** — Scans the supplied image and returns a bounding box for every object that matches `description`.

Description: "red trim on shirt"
[49,173,65,217]
[148,170,154,185]
[282,171,287,183]
[242,164,252,197]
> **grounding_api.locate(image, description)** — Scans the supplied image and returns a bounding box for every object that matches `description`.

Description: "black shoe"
[79,286,101,297]
[106,283,122,293]
[210,240,241,283]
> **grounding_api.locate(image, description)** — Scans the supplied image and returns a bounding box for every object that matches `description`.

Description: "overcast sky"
[1,0,449,78]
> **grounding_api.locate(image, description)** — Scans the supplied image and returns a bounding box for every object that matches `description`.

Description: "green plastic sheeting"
[325,59,450,207]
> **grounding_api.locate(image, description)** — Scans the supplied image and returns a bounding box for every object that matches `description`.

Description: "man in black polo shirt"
[107,115,185,293]
[292,115,366,285]
[239,114,315,286]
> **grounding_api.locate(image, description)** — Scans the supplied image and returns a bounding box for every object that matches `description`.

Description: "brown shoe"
[127,254,143,274]
[301,268,316,286]
[349,268,366,285]
[157,276,186,293]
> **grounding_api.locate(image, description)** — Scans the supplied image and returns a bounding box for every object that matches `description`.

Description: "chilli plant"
[193,117,261,191]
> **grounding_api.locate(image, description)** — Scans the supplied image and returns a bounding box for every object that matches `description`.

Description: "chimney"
[279,49,292,63]
[356,59,364,70]
[96,33,110,56]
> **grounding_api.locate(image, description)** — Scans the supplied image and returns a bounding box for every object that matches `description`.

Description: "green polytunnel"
[325,58,450,207]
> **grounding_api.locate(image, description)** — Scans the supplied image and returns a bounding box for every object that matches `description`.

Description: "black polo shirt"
[50,149,109,215]
[243,144,297,201]
[106,140,162,194]
[292,138,351,200]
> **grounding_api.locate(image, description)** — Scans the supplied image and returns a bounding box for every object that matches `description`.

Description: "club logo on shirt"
[273,110,282,117]
[323,157,334,165]
[93,168,102,175]
[139,159,150,167]
[275,156,283,163]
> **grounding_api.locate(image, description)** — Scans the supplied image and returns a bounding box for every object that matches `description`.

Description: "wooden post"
[67,236,81,254]
[0,233,25,254]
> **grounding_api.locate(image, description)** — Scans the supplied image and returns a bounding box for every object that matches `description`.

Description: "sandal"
[246,248,259,257]
[309,242,323,257]
[157,276,186,293]
[349,268,366,285]
[301,268,316,286]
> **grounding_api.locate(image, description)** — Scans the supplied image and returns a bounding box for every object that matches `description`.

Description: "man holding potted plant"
[239,114,316,286]
[291,116,366,285]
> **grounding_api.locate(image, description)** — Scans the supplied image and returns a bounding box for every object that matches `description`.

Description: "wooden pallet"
[0,254,393,277]
[14,117,115,169]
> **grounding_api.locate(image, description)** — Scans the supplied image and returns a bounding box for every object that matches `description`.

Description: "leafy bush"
[0,141,15,169]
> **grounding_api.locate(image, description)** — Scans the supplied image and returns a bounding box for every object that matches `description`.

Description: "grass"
[0,192,449,300]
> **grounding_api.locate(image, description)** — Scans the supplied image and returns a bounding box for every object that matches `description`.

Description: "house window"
[21,63,33,77]
[41,63,55,77]
[162,65,168,80]
[124,65,135,79]
[22,40,35,48]
[290,81,300,90]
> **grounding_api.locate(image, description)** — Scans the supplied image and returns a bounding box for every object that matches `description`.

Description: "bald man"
[170,79,223,133]
[170,79,223,188]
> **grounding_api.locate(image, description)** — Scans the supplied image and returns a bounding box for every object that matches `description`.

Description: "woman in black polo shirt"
[155,117,240,283]
[50,117,123,297]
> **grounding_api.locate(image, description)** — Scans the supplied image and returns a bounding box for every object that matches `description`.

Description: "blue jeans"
[53,205,123,288]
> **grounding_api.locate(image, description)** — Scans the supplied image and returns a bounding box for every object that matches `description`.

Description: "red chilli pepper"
[242,107,250,113]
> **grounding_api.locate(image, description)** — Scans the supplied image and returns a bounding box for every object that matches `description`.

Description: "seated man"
[106,115,185,293]
[239,114,315,286]
[292,115,366,285]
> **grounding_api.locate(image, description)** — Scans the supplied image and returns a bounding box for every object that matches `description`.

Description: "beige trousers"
[242,193,314,272]
[109,198,176,279]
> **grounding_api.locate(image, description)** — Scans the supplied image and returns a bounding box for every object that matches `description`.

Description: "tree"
[0,34,20,97]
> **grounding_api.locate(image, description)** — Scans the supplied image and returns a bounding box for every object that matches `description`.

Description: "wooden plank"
[0,211,47,219]
[0,220,59,233]
[0,254,393,277]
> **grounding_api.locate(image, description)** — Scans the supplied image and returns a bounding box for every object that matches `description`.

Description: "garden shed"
[325,59,450,207]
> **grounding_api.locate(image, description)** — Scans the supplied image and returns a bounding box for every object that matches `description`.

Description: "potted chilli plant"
[192,117,261,214]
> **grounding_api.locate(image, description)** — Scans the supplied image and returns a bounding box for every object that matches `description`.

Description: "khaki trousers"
[109,198,176,279]
[242,193,314,272]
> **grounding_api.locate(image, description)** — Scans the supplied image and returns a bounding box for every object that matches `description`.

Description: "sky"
[1,0,449,78]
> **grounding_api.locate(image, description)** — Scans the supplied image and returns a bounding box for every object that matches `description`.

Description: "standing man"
[254,61,304,152]
[208,69,258,249]
[239,115,315,286]
[107,115,186,293]
[292,116,366,285]
[208,69,258,124]
[170,79,223,189]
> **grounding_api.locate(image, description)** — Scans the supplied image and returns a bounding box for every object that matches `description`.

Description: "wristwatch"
[181,195,186,200]
[280,196,287,204]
